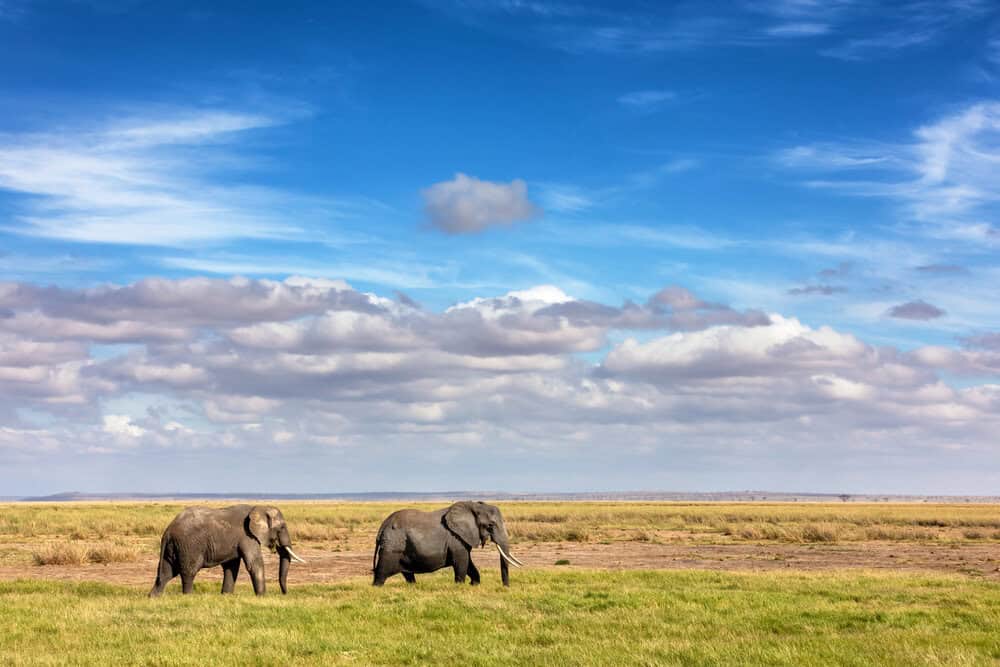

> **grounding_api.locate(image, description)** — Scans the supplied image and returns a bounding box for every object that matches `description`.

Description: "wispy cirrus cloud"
[160,254,465,290]
[537,158,699,217]
[915,264,967,275]
[766,22,830,37]
[617,89,676,110]
[819,1,993,61]
[778,101,1000,246]
[0,108,377,247]
[424,0,993,60]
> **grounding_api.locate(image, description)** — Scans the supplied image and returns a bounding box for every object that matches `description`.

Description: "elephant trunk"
[275,526,305,594]
[278,551,290,594]
[499,549,510,587]
[492,522,522,587]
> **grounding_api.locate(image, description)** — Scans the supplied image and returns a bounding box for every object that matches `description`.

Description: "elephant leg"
[149,558,176,597]
[221,558,240,594]
[451,548,470,584]
[180,571,195,594]
[372,549,399,586]
[402,571,416,584]
[241,551,266,596]
[467,559,481,586]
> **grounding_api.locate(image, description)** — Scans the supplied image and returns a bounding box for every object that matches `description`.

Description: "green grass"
[2,570,999,666]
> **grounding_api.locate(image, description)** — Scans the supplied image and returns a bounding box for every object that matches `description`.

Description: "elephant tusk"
[284,547,307,564]
[495,543,523,568]
[495,543,525,567]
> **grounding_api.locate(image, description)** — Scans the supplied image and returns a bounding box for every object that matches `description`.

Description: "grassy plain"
[2,501,1000,665]
[2,571,999,666]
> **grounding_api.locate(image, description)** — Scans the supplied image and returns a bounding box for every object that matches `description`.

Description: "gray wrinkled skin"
[372,501,514,587]
[148,504,298,597]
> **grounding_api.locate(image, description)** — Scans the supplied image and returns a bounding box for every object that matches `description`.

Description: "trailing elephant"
[148,504,305,597]
[372,501,523,587]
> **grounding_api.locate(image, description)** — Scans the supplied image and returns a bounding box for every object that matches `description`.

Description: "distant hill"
[16,490,1000,503]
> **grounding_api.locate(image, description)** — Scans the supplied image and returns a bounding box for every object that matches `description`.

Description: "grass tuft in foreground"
[1,569,999,666]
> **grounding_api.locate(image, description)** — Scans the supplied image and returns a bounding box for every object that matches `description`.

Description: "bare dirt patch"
[3,540,999,589]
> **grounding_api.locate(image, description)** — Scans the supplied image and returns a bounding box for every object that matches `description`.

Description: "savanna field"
[2,502,1000,665]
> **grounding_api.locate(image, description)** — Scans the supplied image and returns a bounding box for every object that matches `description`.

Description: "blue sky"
[0,1,998,495]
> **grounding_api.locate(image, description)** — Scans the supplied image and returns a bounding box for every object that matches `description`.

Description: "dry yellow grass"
[31,542,88,566]
[3,500,999,570]
[31,541,140,566]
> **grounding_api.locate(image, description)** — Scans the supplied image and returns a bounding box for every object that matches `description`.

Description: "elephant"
[148,504,306,597]
[372,501,523,587]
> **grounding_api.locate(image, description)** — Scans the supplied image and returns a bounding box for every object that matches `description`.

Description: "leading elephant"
[148,504,305,597]
[372,501,523,587]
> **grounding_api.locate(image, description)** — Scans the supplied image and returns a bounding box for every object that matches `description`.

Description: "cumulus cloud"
[1,275,998,493]
[0,276,381,343]
[647,286,771,330]
[422,173,540,234]
[961,332,1000,350]
[887,300,946,320]
[601,315,872,381]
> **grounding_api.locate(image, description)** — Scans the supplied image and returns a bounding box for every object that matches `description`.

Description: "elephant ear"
[246,506,271,544]
[443,503,481,548]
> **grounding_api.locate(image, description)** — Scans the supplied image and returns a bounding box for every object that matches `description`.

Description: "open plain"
[2,501,1000,665]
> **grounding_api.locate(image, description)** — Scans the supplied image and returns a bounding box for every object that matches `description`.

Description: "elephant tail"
[372,521,389,573]
[149,534,175,597]
[372,527,385,573]
[159,533,175,564]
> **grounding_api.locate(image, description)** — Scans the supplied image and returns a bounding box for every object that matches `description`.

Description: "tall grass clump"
[86,543,140,564]
[32,543,88,566]
[32,541,140,565]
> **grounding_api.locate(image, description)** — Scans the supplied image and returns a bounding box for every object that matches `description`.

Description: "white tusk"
[495,543,523,568]
[495,543,525,567]
[284,547,307,564]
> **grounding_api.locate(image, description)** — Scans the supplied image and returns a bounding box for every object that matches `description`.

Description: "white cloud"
[422,173,540,234]
[102,414,146,438]
[602,314,867,379]
[448,284,574,315]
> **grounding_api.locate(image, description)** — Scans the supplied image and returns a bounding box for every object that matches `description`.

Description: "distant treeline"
[15,491,1000,503]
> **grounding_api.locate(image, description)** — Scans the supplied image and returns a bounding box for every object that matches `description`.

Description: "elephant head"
[444,501,524,586]
[246,506,305,594]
